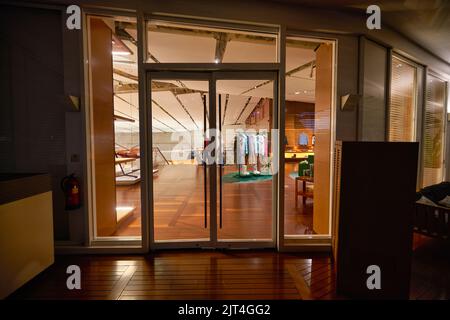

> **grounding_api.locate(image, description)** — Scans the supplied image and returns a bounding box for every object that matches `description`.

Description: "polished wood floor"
[9,251,333,300]
[9,234,449,300]
[409,234,450,299]
[115,163,313,238]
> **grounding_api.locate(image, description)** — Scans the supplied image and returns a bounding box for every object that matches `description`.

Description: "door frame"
[147,70,278,249]
[78,10,337,252]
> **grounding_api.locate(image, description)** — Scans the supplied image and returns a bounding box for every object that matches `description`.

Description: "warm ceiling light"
[112,51,131,56]
[294,91,300,95]
[214,58,220,64]
[116,206,134,211]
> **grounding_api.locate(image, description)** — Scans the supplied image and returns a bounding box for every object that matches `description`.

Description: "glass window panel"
[422,75,446,187]
[361,40,388,141]
[87,15,142,238]
[151,79,211,242]
[216,79,275,241]
[284,37,334,237]
[389,56,417,142]
[147,20,277,63]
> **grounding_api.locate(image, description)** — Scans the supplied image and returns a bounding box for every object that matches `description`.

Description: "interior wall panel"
[0,5,69,240]
[313,42,333,235]
[89,17,117,236]
[335,35,359,141]
[359,38,388,141]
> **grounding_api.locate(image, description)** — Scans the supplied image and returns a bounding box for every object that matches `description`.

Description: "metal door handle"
[202,94,208,228]
[218,94,223,229]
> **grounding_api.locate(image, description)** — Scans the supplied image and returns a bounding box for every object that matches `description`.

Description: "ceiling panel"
[286,45,316,72]
[286,74,316,103]
[181,80,209,92]
[236,97,261,125]
[223,39,276,63]
[224,95,261,125]
[217,79,267,95]
[246,81,275,99]
[111,27,322,131]
[221,95,250,125]
[176,92,207,130]
[152,91,198,131]
[114,74,137,85]
[114,93,139,119]
[148,31,216,63]
[151,104,185,132]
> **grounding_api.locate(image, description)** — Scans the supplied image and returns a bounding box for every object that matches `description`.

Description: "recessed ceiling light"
[112,51,131,56]
[295,91,300,95]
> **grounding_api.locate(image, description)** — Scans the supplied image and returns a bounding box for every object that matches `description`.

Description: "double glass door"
[149,71,277,248]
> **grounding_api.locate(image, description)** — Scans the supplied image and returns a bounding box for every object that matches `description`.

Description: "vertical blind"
[388,56,417,142]
[422,75,446,187]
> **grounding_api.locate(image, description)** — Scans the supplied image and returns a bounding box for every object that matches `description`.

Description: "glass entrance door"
[149,73,211,247]
[149,71,277,249]
[215,73,277,247]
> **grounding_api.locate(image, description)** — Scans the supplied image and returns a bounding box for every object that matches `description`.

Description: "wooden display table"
[285,151,314,163]
[295,175,314,207]
[115,157,136,165]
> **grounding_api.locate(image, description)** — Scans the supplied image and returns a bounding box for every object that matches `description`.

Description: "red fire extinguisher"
[61,174,81,210]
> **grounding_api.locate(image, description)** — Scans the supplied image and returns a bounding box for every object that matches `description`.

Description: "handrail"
[152,146,170,165]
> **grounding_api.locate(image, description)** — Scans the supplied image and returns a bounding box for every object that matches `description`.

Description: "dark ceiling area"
[271,0,450,64]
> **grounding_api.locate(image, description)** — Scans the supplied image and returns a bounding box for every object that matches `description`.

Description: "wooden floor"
[114,162,313,238]
[409,235,450,299]
[9,234,450,300]
[9,251,334,300]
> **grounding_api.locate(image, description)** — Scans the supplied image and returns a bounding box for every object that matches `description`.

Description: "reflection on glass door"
[87,14,142,238]
[150,74,276,247]
[216,79,275,242]
[283,38,335,237]
[151,79,210,242]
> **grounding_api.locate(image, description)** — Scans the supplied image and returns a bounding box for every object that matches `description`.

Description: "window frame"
[387,54,420,143]
[421,70,448,187]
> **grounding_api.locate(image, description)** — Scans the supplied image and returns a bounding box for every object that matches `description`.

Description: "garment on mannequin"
[236,132,248,165]
[256,133,268,157]
[247,133,257,165]
[298,132,309,146]
[257,133,269,174]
